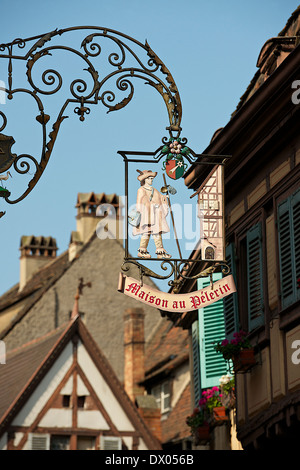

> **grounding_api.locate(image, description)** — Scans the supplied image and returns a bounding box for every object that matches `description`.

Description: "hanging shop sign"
[118,273,236,313]
[118,142,231,300]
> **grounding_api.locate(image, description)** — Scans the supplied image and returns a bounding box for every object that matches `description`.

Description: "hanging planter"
[220,375,236,409]
[232,348,256,372]
[194,424,210,445]
[214,330,256,373]
[186,408,210,445]
[213,406,228,423]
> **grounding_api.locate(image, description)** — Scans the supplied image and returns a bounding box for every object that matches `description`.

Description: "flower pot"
[221,390,236,409]
[233,348,256,372]
[213,406,228,423]
[194,424,210,445]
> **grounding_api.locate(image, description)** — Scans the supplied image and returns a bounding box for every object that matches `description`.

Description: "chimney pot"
[19,236,57,291]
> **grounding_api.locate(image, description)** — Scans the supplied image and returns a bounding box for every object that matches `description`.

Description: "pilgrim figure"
[132,169,171,259]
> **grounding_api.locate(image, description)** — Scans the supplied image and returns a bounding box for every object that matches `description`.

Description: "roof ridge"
[6,320,70,357]
[0,317,79,433]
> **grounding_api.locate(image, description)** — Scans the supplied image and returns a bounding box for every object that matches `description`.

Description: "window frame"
[29,433,50,450]
[275,183,300,329]
[233,213,267,335]
[151,380,171,414]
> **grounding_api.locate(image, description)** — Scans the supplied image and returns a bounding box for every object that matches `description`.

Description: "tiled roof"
[0,322,68,422]
[0,316,162,450]
[145,317,189,378]
[143,312,191,445]
[232,6,300,117]
[0,251,70,338]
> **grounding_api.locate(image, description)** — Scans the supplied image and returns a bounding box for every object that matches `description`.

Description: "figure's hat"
[136,169,157,182]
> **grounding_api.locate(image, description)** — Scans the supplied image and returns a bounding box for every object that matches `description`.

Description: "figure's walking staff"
[162,173,182,259]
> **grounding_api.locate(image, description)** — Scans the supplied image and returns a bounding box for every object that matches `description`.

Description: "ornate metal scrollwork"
[121,257,230,293]
[0,26,182,208]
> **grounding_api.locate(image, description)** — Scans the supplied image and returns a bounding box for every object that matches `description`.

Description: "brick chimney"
[19,236,57,291]
[123,308,162,443]
[123,308,145,401]
[135,395,162,443]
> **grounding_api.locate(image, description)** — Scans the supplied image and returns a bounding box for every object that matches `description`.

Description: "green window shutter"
[197,274,228,389]
[224,243,239,339]
[278,189,300,308]
[192,320,201,407]
[247,222,264,330]
[292,189,300,303]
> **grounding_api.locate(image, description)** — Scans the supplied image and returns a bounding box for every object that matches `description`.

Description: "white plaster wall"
[77,375,90,396]
[138,438,148,450]
[39,408,72,428]
[77,341,134,432]
[77,410,109,430]
[12,342,73,427]
[123,436,133,450]
[171,362,190,408]
[14,432,24,447]
[60,376,73,395]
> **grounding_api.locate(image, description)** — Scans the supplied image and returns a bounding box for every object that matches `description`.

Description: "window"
[223,243,239,339]
[77,396,86,408]
[151,381,171,413]
[62,395,70,407]
[50,435,70,450]
[278,188,300,309]
[77,436,95,450]
[192,320,201,407]
[246,222,264,330]
[100,436,121,450]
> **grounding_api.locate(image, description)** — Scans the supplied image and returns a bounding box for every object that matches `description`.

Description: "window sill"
[279,298,300,330]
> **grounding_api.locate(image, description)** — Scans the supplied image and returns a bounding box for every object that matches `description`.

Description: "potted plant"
[214,330,256,372]
[199,386,228,423]
[186,407,210,444]
[219,375,236,409]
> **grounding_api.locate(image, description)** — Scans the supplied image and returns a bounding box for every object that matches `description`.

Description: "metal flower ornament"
[161,137,189,180]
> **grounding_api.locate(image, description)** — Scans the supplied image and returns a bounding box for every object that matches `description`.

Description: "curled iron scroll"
[0,26,182,206]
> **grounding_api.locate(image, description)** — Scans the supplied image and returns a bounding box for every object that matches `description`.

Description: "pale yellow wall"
[229,200,245,226]
[246,349,271,416]
[247,180,267,209]
[229,410,243,450]
[0,305,22,334]
[19,256,52,291]
[236,374,246,425]
[269,159,290,188]
[286,324,300,392]
[270,319,285,400]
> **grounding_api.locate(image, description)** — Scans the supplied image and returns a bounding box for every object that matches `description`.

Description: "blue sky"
[0,0,299,295]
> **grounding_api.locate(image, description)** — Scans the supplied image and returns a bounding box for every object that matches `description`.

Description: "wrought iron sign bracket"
[0,26,183,213]
[0,26,233,297]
